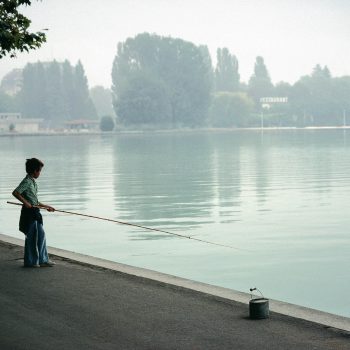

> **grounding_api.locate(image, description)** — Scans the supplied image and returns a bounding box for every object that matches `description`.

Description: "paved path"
[0,241,349,350]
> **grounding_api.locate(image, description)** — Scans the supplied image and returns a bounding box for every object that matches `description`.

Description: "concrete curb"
[1,233,349,332]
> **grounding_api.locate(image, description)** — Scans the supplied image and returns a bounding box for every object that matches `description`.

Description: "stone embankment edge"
[1,233,349,332]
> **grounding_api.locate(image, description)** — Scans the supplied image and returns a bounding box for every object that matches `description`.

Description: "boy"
[12,158,56,268]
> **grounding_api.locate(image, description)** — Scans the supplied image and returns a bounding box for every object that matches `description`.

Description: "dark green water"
[1,130,349,317]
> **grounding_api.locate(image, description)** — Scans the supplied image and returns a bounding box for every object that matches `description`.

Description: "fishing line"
[7,201,249,251]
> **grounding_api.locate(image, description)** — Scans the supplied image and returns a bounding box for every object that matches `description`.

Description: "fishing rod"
[7,201,248,251]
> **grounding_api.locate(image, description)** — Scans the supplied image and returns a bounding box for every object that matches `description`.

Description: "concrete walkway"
[0,237,349,350]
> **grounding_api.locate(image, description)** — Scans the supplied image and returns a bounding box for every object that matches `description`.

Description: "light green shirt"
[15,175,39,205]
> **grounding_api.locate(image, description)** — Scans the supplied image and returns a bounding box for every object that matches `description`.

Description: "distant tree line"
[0,60,97,127]
[1,32,350,129]
[20,60,97,126]
[112,33,350,128]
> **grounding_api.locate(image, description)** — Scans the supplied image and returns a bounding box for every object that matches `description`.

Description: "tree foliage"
[287,65,349,126]
[0,90,15,111]
[100,115,115,131]
[18,60,97,126]
[116,72,172,126]
[112,33,213,128]
[0,0,46,59]
[209,92,254,127]
[1,26,350,129]
[248,56,274,104]
[296,65,333,124]
[215,48,240,92]
[90,86,115,118]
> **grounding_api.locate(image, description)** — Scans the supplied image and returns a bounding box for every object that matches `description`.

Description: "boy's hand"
[46,206,55,212]
[24,202,32,209]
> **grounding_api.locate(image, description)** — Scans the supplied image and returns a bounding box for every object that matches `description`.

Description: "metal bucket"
[249,288,269,319]
[249,298,269,319]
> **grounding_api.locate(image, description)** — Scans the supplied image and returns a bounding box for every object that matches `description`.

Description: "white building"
[0,113,43,133]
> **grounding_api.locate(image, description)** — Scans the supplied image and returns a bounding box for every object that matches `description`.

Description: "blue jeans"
[24,221,49,266]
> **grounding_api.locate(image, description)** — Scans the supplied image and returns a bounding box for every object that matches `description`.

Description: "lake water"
[0,130,349,318]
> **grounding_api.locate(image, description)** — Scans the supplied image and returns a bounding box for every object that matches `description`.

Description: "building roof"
[64,119,99,125]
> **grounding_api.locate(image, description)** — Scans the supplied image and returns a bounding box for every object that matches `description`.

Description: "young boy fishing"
[12,158,56,268]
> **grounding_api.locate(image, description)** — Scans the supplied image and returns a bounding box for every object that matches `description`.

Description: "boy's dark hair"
[26,158,44,174]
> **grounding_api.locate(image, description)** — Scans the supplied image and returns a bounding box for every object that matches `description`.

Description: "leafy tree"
[0,0,46,58]
[248,56,274,104]
[90,86,115,118]
[19,62,37,117]
[100,115,115,131]
[332,76,350,124]
[274,81,292,97]
[115,71,172,126]
[290,65,336,126]
[215,48,240,92]
[168,41,213,127]
[45,60,66,125]
[308,65,334,124]
[35,61,48,119]
[18,59,97,125]
[0,90,16,111]
[112,33,213,128]
[312,64,330,79]
[62,59,75,119]
[72,60,97,119]
[209,92,254,127]
[0,68,22,94]
[289,79,312,126]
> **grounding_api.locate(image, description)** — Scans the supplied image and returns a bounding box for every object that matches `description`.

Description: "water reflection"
[2,131,350,229]
[0,136,90,210]
[112,133,215,232]
[96,130,350,237]
[40,136,90,210]
[209,133,242,223]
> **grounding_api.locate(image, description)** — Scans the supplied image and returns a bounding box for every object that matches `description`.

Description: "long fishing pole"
[7,201,248,251]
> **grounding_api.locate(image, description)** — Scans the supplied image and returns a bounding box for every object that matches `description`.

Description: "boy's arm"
[12,191,55,212]
[12,190,32,209]
[38,202,55,212]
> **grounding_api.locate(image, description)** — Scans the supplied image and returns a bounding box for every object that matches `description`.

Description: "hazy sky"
[1,0,349,88]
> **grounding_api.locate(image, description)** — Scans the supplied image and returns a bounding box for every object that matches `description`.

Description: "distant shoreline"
[1,126,350,137]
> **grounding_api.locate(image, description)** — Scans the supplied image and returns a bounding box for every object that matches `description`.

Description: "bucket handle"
[250,287,264,299]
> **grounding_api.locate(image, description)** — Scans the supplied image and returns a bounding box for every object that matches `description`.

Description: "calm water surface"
[1,130,349,317]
